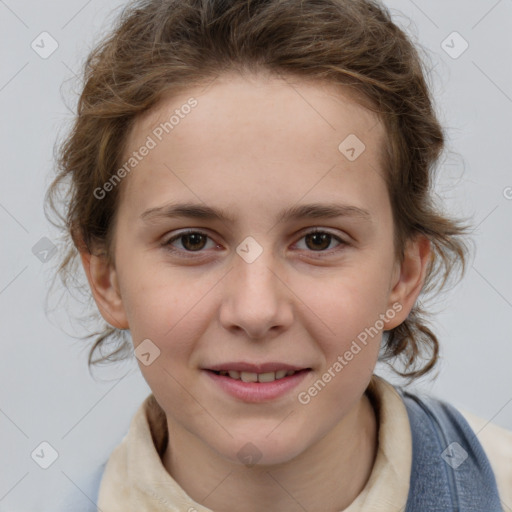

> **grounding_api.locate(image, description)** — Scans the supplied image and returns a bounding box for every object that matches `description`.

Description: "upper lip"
[205,362,309,373]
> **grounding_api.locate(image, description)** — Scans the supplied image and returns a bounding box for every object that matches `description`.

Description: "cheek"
[293,260,394,378]
[296,277,384,410]
[301,261,394,331]
[116,254,218,359]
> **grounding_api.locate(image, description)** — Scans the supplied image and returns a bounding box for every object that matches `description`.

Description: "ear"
[384,234,431,330]
[79,251,129,330]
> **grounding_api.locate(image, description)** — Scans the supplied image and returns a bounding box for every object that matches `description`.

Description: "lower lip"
[204,370,310,403]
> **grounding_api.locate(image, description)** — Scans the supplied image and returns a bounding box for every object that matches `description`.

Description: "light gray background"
[0,0,511,510]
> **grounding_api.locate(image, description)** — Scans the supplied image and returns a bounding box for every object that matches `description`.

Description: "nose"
[218,245,294,340]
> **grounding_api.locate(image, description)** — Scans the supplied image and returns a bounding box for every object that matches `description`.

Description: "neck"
[162,392,378,512]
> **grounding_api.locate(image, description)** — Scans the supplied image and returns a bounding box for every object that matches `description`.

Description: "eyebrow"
[140,201,372,225]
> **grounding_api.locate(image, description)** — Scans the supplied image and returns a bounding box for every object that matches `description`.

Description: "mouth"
[203,363,312,402]
[208,368,308,383]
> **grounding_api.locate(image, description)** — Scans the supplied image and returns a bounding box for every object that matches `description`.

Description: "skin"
[81,71,430,511]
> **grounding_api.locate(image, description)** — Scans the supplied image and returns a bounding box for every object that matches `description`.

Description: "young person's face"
[85,72,428,466]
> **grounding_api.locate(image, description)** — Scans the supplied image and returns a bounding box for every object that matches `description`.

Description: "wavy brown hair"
[46,0,470,381]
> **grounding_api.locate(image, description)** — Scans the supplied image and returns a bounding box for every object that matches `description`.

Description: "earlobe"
[80,251,129,330]
[384,235,431,330]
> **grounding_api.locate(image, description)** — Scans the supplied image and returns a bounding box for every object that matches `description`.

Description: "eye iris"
[305,232,331,251]
[182,233,207,251]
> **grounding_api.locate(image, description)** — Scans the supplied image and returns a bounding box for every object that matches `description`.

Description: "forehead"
[131,71,384,154]
[119,72,388,220]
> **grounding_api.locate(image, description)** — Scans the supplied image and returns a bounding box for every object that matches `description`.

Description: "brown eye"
[180,233,207,251]
[295,230,346,253]
[304,232,333,251]
[163,230,216,253]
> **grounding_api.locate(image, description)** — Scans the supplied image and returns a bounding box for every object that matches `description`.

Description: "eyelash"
[161,229,348,258]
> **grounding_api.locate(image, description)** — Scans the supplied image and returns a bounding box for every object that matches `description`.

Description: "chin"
[210,429,312,468]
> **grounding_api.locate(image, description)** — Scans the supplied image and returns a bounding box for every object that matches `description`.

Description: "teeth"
[257,372,276,383]
[240,371,258,382]
[217,369,298,382]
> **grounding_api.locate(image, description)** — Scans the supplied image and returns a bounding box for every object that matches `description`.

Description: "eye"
[161,228,348,258]
[162,230,217,254]
[294,229,347,253]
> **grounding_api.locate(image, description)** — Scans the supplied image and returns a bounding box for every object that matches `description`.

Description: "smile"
[211,369,299,383]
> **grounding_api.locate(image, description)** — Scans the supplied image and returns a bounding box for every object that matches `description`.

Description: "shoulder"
[458,408,512,511]
[397,384,512,510]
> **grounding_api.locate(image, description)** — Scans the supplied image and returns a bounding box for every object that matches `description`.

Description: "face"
[88,72,423,466]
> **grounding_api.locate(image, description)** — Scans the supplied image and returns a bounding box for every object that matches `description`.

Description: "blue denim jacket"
[398,387,502,511]
[58,390,503,511]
